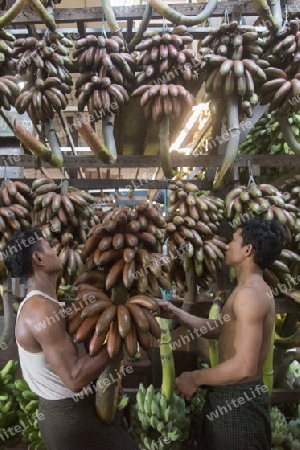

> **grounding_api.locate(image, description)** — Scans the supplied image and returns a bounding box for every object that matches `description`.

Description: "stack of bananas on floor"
[14,377,46,450]
[73,34,133,117]
[81,202,171,297]
[130,384,190,450]
[0,180,33,250]
[0,27,20,111]
[31,178,98,285]
[280,175,300,251]
[132,25,196,122]
[14,32,73,123]
[260,18,300,113]
[66,269,161,358]
[225,183,300,290]
[166,181,226,291]
[0,360,22,449]
[199,21,266,118]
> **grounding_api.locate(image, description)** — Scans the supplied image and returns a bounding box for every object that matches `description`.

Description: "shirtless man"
[3,228,139,450]
[159,217,285,450]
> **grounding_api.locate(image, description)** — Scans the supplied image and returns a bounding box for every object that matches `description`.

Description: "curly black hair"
[2,228,43,278]
[239,217,286,270]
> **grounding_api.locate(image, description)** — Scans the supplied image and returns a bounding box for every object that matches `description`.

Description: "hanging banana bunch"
[132,25,197,123]
[0,28,20,110]
[80,202,171,298]
[166,181,226,291]
[280,175,300,252]
[260,19,300,114]
[0,180,33,250]
[31,178,98,285]
[73,34,133,117]
[198,21,267,188]
[14,32,73,124]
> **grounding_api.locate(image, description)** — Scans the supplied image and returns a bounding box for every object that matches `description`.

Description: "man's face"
[40,238,62,272]
[225,228,246,266]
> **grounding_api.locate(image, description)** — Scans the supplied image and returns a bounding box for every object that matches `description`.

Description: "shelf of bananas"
[31,178,98,285]
[130,383,191,450]
[260,19,300,114]
[13,32,73,124]
[13,377,46,450]
[132,25,196,123]
[166,180,226,291]
[0,360,22,449]
[0,180,33,250]
[199,21,266,119]
[73,34,133,117]
[225,182,300,290]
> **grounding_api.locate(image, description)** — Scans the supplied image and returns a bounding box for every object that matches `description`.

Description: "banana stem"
[156,317,175,403]
[251,0,279,32]
[150,0,217,26]
[0,0,26,28]
[0,276,15,347]
[102,113,117,162]
[262,324,275,394]
[159,115,173,179]
[213,93,240,189]
[128,3,152,52]
[44,119,64,168]
[102,0,124,38]
[279,113,300,155]
[183,265,197,312]
[269,0,282,28]
[27,0,57,31]
[13,119,62,168]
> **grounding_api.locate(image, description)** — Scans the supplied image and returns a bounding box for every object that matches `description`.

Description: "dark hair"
[2,228,43,278]
[239,217,286,270]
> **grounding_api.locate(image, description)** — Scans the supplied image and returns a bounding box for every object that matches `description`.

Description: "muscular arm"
[158,301,222,339]
[31,300,110,392]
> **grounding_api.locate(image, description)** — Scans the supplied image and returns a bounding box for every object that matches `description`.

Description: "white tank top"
[16,290,85,400]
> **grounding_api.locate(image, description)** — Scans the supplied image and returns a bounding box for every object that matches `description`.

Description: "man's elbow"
[239,363,258,380]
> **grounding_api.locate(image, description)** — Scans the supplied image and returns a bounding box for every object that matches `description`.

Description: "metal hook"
[282,2,289,27]
[224,7,230,24]
[247,160,256,188]
[162,16,168,32]
[3,164,7,183]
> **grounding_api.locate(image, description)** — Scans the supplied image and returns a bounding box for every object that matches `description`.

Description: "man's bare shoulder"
[19,295,63,327]
[233,284,273,317]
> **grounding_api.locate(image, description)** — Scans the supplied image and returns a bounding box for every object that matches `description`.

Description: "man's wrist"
[191,370,201,387]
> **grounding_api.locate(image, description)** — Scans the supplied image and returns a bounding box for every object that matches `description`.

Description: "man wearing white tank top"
[3,228,140,450]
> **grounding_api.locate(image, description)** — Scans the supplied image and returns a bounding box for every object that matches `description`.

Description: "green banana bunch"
[130,383,191,449]
[13,377,46,449]
[271,406,289,446]
[0,360,21,446]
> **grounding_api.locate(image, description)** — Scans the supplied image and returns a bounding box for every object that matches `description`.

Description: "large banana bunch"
[130,384,190,449]
[73,34,133,117]
[14,377,46,450]
[131,83,194,123]
[199,21,266,118]
[166,181,226,291]
[31,178,98,284]
[225,183,300,290]
[260,19,300,114]
[270,406,289,447]
[81,202,170,297]
[0,180,33,250]
[67,280,161,359]
[14,32,73,124]
[134,25,197,84]
[0,360,22,448]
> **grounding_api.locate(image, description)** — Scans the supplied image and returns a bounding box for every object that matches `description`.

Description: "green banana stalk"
[150,0,218,26]
[156,317,175,403]
[262,323,275,394]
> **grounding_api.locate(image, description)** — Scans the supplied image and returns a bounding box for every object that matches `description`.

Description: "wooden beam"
[271,389,300,404]
[1,154,299,169]
[2,3,261,25]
